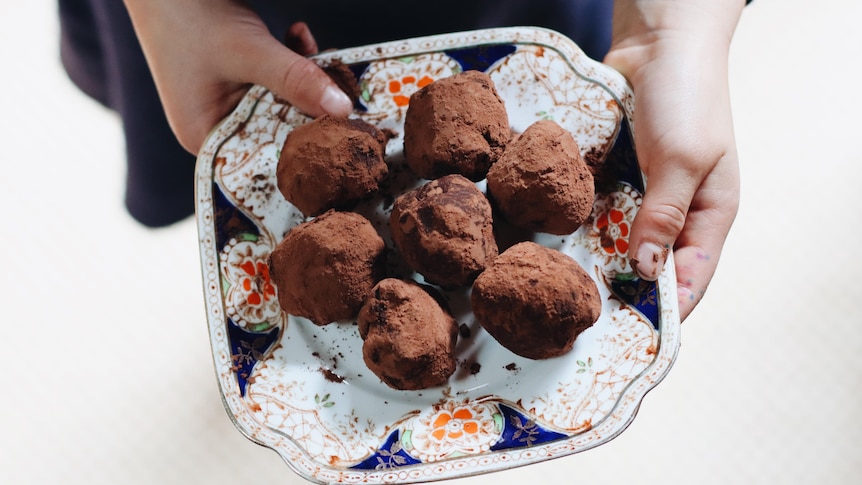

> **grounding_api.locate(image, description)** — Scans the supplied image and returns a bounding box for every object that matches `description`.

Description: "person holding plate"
[58,0,747,320]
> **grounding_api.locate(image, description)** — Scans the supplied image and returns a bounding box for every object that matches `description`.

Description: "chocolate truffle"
[389,174,498,287]
[322,59,361,105]
[269,210,386,326]
[358,278,458,390]
[403,70,510,181]
[487,120,594,235]
[471,241,601,360]
[277,115,388,216]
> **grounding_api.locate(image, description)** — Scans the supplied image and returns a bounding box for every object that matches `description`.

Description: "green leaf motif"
[315,393,336,408]
[576,357,594,374]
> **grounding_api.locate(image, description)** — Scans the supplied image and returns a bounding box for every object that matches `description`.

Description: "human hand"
[603,0,744,320]
[123,0,353,154]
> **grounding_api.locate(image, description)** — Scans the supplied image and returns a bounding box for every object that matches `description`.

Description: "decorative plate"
[196,27,681,484]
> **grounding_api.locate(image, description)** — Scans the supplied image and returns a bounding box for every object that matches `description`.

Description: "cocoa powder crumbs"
[320,367,346,383]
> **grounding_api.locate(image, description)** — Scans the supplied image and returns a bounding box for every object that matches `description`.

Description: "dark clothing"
[58,0,613,227]
[59,0,196,227]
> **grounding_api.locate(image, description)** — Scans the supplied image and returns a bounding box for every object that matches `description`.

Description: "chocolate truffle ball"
[322,59,361,105]
[389,174,498,287]
[277,115,388,216]
[471,241,601,360]
[403,70,510,181]
[269,210,386,326]
[487,120,594,235]
[358,278,458,390]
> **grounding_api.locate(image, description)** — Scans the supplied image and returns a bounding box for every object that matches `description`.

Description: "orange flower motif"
[388,75,435,107]
[407,400,500,462]
[239,260,276,307]
[358,54,460,120]
[595,208,630,256]
[221,237,283,330]
[430,407,482,443]
[584,184,642,275]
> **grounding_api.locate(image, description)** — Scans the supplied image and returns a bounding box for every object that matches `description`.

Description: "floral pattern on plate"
[583,182,643,276]
[404,399,502,462]
[220,235,281,332]
[488,44,621,163]
[196,27,680,484]
[359,53,462,120]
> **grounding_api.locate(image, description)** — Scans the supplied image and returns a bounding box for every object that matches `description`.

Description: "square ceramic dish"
[196,26,680,484]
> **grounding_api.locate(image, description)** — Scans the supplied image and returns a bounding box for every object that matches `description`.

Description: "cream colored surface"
[1,1,860,484]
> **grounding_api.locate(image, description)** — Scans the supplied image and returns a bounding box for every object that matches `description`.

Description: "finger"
[671,156,739,320]
[628,155,701,282]
[285,21,319,56]
[674,239,724,321]
[226,30,352,118]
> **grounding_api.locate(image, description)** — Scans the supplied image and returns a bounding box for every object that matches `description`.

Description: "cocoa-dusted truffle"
[487,120,594,235]
[389,174,498,287]
[277,115,388,216]
[403,70,509,181]
[322,59,361,105]
[471,241,601,359]
[269,210,386,326]
[358,278,458,390]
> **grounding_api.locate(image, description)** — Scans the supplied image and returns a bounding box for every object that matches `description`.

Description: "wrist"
[605,0,742,82]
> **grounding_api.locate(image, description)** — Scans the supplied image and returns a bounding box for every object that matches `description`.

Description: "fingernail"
[320,86,352,116]
[632,242,667,281]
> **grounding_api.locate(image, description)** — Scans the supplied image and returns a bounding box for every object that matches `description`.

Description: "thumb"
[628,161,697,282]
[227,30,353,119]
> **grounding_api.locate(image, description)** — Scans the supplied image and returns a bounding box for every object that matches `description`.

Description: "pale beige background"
[1,1,860,484]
